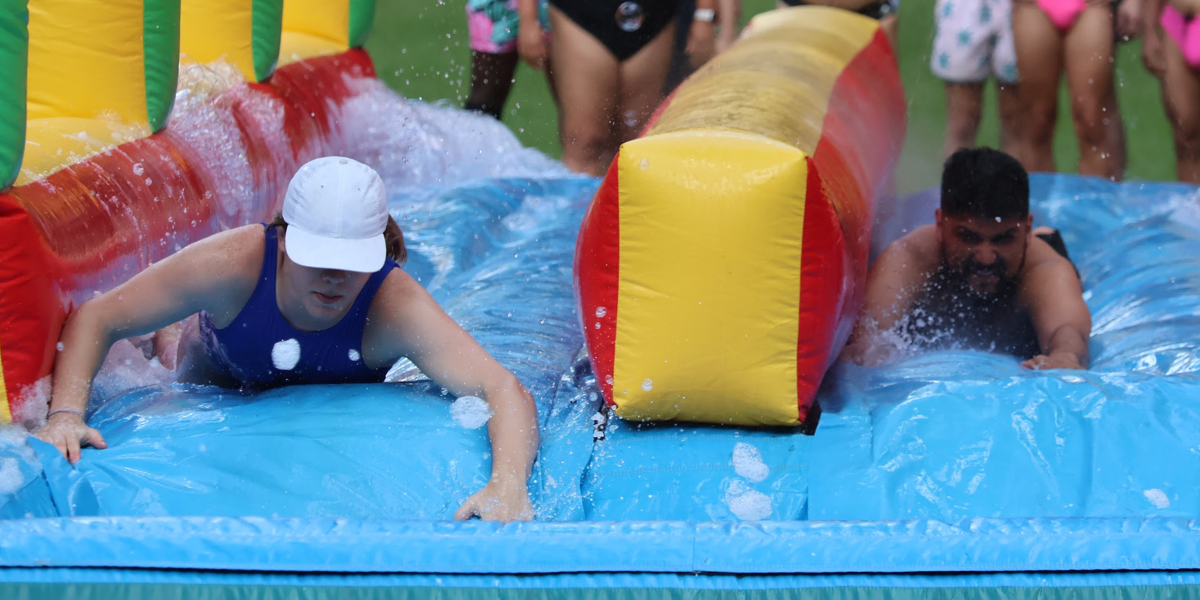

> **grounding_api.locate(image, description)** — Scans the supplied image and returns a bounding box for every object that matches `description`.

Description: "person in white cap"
[37,157,539,522]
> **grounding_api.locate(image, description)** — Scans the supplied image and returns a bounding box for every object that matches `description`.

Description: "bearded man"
[843,147,1091,370]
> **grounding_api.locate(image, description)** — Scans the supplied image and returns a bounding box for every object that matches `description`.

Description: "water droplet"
[641,378,654,392]
[616,2,645,32]
[596,306,607,318]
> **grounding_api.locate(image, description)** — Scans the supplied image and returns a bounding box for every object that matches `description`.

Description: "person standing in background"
[776,0,899,50]
[665,0,742,94]
[931,0,1022,159]
[1010,0,1136,180]
[464,0,553,119]
[1142,0,1200,183]
[543,0,721,175]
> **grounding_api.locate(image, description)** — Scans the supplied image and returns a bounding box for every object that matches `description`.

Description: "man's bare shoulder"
[1022,234,1076,279]
[1020,235,1080,294]
[875,225,940,273]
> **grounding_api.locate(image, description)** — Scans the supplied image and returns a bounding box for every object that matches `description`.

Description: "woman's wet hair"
[941,147,1029,220]
[270,212,407,266]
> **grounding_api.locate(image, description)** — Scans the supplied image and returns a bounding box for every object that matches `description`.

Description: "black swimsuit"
[779,0,899,20]
[550,0,680,61]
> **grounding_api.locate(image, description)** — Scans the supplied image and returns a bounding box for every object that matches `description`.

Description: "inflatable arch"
[0,0,377,424]
[576,7,906,426]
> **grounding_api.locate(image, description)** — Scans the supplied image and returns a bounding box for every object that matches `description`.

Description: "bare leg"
[548,6,620,175]
[997,82,1023,158]
[943,82,986,157]
[617,22,677,148]
[1063,4,1125,180]
[1160,35,1200,183]
[465,51,520,120]
[1012,2,1064,173]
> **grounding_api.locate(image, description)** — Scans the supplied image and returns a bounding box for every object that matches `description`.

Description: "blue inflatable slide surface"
[2,104,1200,596]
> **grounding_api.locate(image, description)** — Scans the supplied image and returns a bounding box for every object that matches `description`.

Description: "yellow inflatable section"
[19,0,179,187]
[180,0,283,82]
[280,0,375,65]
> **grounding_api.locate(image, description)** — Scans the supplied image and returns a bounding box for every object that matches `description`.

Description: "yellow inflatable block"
[19,118,151,186]
[612,131,809,426]
[180,0,283,82]
[21,0,179,185]
[279,0,374,65]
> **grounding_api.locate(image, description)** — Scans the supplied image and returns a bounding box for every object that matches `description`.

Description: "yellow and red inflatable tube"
[575,7,906,426]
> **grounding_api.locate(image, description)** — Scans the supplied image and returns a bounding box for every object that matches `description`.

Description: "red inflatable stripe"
[575,159,621,407]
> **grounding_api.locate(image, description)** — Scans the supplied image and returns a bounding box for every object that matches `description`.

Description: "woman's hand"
[1167,0,1200,16]
[35,412,107,464]
[454,479,535,522]
[1142,26,1167,76]
[518,22,548,70]
[1117,0,1144,41]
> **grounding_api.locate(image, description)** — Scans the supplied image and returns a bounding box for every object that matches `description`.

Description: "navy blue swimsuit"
[199,225,399,389]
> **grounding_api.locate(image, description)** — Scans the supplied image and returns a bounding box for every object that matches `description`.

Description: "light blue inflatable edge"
[2,516,1200,575]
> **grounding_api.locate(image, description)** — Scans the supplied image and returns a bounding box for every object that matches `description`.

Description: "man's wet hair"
[940,147,1029,220]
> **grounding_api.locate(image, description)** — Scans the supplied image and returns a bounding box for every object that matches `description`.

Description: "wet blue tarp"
[2,172,1199,580]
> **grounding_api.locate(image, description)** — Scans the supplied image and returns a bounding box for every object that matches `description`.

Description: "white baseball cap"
[282,157,388,273]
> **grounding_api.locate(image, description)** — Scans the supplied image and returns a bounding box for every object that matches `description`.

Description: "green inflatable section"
[0,0,27,188]
[252,0,282,82]
[143,0,180,132]
[348,0,374,48]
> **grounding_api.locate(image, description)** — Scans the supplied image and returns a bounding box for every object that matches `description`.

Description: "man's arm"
[840,228,936,366]
[1020,255,1092,370]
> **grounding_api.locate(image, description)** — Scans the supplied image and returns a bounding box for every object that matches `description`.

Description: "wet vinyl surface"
[2,88,1199,525]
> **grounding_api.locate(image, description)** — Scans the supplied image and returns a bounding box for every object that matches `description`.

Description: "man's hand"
[35,412,107,464]
[454,480,535,522]
[1022,352,1085,370]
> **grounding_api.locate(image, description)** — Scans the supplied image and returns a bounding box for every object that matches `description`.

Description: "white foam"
[93,338,176,402]
[14,376,52,429]
[725,479,773,521]
[450,395,493,429]
[0,427,39,496]
[0,457,23,496]
[1144,488,1170,509]
[332,79,568,192]
[271,339,301,370]
[732,442,770,483]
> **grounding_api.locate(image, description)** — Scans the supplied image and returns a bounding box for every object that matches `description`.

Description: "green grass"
[366,0,1176,193]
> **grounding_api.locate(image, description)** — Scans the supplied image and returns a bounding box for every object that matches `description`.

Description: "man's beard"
[941,249,1026,303]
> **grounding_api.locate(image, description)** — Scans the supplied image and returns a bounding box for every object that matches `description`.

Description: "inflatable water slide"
[3,2,1200,598]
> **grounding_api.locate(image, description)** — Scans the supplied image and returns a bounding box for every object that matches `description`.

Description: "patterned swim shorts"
[932,0,1019,84]
[467,0,551,54]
